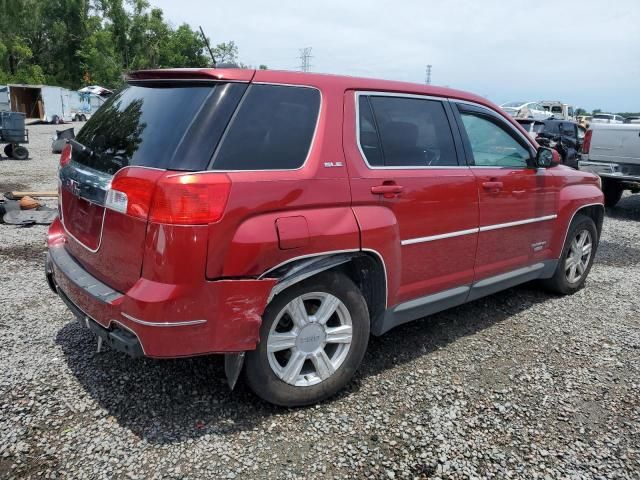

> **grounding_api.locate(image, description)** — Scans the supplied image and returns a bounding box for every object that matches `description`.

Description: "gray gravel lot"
[1,123,639,479]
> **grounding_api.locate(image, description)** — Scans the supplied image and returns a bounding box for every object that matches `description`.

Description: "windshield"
[593,114,613,119]
[73,83,245,174]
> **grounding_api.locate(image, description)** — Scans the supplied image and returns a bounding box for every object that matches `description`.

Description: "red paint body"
[47,68,603,358]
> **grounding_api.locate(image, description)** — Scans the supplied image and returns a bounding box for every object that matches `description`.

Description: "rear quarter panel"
[205,79,360,279]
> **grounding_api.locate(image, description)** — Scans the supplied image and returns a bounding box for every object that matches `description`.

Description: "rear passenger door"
[345,92,479,305]
[452,102,559,281]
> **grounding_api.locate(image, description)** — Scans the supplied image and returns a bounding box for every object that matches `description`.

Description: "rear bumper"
[47,218,276,358]
[579,160,640,183]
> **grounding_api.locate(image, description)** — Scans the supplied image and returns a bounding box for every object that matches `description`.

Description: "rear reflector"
[582,130,593,154]
[60,143,72,168]
[150,173,231,225]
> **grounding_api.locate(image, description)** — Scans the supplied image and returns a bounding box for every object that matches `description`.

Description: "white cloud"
[153,0,640,112]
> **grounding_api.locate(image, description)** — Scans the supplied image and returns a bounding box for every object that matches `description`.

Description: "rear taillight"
[105,168,164,219]
[582,130,592,154]
[59,143,72,167]
[149,173,231,225]
[105,168,231,225]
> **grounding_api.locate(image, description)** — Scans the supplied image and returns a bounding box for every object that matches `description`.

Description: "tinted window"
[366,96,458,167]
[212,84,320,170]
[460,113,530,167]
[74,84,242,173]
[560,123,575,136]
[358,96,383,166]
[543,122,560,134]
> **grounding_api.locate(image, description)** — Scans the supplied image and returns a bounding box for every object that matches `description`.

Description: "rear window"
[210,84,320,170]
[517,121,544,134]
[73,83,245,174]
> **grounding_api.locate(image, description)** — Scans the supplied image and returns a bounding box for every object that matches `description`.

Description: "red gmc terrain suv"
[46,68,604,406]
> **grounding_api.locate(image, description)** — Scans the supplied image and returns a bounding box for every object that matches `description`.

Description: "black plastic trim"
[373,260,558,335]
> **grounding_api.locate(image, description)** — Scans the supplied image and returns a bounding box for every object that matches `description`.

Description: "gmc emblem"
[66,178,81,196]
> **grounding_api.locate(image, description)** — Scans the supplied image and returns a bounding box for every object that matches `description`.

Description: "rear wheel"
[11,145,29,160]
[245,271,369,407]
[602,179,623,207]
[3,144,13,158]
[80,114,87,122]
[541,214,598,295]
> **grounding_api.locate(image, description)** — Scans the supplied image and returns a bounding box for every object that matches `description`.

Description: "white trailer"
[6,84,74,124]
[69,91,108,121]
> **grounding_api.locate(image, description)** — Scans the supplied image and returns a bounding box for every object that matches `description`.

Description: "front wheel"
[541,214,598,295]
[245,271,369,407]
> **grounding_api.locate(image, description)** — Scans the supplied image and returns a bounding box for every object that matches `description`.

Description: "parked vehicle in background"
[500,101,549,120]
[577,115,592,128]
[591,113,625,124]
[2,85,73,124]
[517,118,582,168]
[579,123,640,206]
[46,68,604,406]
[69,91,108,122]
[0,111,29,159]
[540,101,575,120]
[624,116,640,124]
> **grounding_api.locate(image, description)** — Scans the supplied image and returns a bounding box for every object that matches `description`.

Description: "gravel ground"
[1,123,639,479]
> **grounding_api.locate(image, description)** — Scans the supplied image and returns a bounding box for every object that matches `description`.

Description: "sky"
[152,0,640,113]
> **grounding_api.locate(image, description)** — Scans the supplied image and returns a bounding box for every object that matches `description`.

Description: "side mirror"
[535,147,560,168]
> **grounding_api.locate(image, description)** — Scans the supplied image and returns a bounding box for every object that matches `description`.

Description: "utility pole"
[425,64,432,85]
[299,47,313,72]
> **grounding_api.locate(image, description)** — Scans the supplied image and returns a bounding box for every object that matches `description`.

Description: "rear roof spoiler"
[126,68,256,83]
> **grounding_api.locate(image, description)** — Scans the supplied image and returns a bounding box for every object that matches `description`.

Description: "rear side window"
[211,84,320,170]
[358,94,458,167]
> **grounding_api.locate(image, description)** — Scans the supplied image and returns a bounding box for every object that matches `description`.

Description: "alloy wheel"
[565,229,593,283]
[266,292,353,387]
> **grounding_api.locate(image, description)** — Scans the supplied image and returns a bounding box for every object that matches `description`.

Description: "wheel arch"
[260,250,387,325]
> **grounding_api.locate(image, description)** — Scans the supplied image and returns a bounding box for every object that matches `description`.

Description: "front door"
[454,103,559,281]
[345,92,479,305]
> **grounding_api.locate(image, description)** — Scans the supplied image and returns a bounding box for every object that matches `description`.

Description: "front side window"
[358,94,458,167]
[460,113,531,168]
[211,84,320,170]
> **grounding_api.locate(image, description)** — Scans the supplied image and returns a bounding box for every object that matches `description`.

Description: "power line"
[425,64,432,85]
[299,47,313,72]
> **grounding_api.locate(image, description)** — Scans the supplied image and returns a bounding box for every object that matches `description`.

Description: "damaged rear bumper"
[46,218,277,358]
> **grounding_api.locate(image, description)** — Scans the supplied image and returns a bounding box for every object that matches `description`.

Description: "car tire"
[52,115,60,125]
[3,144,13,158]
[541,214,598,295]
[80,114,87,122]
[245,271,370,407]
[602,179,623,208]
[11,145,29,160]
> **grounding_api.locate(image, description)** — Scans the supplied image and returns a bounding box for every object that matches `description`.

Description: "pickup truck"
[579,123,640,206]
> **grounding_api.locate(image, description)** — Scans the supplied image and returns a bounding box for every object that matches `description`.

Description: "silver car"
[500,101,549,120]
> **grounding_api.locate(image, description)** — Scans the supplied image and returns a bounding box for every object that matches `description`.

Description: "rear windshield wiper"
[69,139,95,159]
